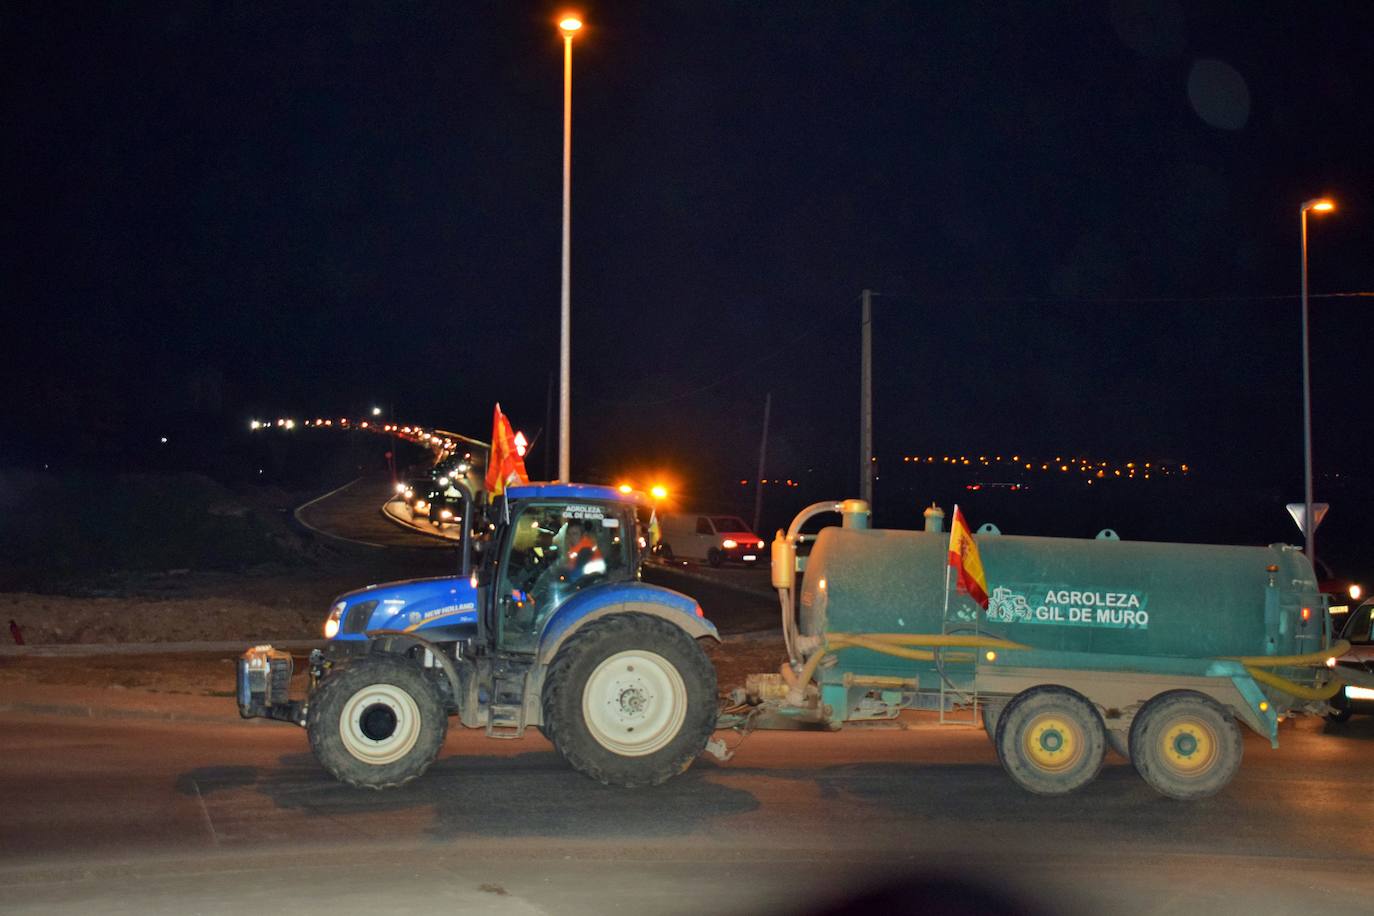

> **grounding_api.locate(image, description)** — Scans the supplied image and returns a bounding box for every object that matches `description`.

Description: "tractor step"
[486,665,530,739]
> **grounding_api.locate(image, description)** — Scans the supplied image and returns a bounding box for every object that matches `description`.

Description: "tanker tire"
[307,655,448,789]
[1129,691,1242,800]
[995,686,1105,796]
[542,613,717,787]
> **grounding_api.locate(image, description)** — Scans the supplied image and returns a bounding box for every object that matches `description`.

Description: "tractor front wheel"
[307,654,448,789]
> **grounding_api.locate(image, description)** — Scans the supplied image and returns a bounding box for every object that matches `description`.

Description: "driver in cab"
[560,519,605,582]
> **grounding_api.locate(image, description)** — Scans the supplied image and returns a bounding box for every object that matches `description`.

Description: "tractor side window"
[497,503,632,652]
[696,517,712,535]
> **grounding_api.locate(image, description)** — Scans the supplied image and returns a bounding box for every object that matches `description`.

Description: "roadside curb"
[0,699,245,726]
[0,640,328,658]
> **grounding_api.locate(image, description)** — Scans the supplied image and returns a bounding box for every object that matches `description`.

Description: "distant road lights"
[371,406,382,416]
[1300,196,1337,568]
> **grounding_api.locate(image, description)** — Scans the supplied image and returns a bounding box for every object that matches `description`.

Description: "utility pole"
[752,392,771,534]
[860,289,873,507]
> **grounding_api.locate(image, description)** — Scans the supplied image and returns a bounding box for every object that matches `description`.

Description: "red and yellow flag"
[484,403,530,497]
[948,504,990,608]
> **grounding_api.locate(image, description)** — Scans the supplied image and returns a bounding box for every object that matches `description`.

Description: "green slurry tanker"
[743,499,1344,799]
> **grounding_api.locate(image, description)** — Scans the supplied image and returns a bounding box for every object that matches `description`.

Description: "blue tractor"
[237,483,720,788]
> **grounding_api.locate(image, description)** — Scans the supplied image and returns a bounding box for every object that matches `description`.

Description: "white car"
[657,513,765,567]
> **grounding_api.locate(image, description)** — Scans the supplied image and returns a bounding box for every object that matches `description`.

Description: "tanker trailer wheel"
[995,686,1105,795]
[541,613,717,787]
[307,655,448,789]
[1128,691,1242,800]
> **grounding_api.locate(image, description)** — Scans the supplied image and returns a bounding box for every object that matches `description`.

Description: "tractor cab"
[483,484,651,653]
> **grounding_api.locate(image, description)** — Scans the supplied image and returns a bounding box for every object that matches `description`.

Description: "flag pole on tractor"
[485,403,530,498]
[944,504,990,620]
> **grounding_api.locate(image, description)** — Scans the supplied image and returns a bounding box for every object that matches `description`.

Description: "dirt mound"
[0,470,318,592]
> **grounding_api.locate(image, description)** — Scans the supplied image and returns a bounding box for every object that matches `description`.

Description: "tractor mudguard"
[536,582,719,665]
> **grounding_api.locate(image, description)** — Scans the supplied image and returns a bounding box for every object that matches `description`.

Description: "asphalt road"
[3,706,1374,914]
[295,475,452,550]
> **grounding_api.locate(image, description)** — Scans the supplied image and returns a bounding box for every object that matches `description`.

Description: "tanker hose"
[790,632,1031,689]
[1242,666,1342,701]
[1222,641,1349,702]
[780,586,799,667]
[1225,641,1348,668]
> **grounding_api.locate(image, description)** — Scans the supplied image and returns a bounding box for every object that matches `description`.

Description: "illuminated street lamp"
[1300,197,1335,568]
[557,14,582,483]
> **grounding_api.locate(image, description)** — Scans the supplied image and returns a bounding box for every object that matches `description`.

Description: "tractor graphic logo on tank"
[985,585,1150,629]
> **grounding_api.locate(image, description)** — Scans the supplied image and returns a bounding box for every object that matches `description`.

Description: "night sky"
[4,2,1372,542]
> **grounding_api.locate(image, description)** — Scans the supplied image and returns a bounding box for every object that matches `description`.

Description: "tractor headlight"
[324,602,344,639]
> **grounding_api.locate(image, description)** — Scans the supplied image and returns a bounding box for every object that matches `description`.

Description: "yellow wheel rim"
[1023,714,1085,772]
[1159,717,1217,775]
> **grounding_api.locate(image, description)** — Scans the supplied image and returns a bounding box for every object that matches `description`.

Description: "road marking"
[292,478,390,549]
[190,778,221,847]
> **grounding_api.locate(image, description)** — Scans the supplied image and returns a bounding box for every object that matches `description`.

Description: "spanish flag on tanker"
[484,403,530,497]
[948,504,990,609]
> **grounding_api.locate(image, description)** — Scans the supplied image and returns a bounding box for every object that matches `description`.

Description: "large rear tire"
[308,654,448,789]
[542,613,717,787]
[995,685,1105,795]
[1129,691,1242,800]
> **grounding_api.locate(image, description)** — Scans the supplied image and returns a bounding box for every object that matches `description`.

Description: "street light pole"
[557,16,581,483]
[1299,197,1334,569]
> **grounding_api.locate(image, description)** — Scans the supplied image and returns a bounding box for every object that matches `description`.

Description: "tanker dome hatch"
[504,482,646,504]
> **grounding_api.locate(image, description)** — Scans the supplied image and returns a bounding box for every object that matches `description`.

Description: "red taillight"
[1301,607,1311,622]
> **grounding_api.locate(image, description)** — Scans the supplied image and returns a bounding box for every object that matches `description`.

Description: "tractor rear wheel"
[308,654,447,789]
[542,613,716,787]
